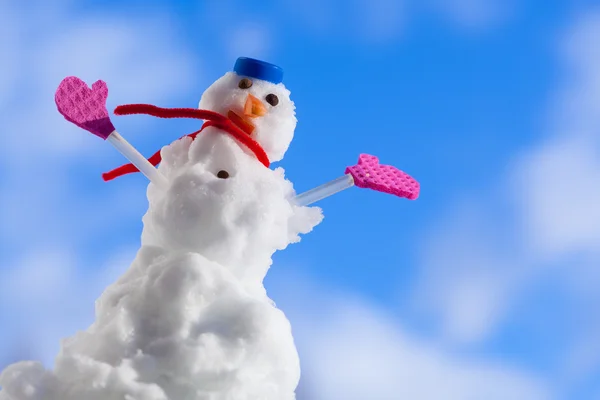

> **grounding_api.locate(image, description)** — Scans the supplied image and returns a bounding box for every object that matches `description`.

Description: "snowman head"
[199,57,297,163]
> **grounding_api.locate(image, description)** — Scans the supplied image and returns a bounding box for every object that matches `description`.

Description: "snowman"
[102,57,324,290]
[1,57,419,400]
[0,58,323,400]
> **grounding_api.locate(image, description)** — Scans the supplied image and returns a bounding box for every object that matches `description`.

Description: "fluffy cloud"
[277,0,512,42]
[270,273,552,400]
[353,0,405,42]
[430,0,516,30]
[0,0,197,368]
[0,0,198,244]
[0,246,137,368]
[515,11,600,259]
[226,22,273,61]
[1,4,197,162]
[408,8,600,393]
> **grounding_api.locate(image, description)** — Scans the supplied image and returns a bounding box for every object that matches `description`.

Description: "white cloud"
[0,0,198,239]
[353,0,405,42]
[2,10,197,161]
[514,11,600,260]
[0,246,137,368]
[193,2,275,63]
[279,0,337,35]
[0,0,198,369]
[409,198,524,344]
[277,0,511,42]
[431,0,515,30]
[274,0,405,42]
[563,322,600,386]
[1,249,75,305]
[0,2,19,109]
[407,7,600,389]
[271,273,552,400]
[514,135,600,258]
[226,22,272,61]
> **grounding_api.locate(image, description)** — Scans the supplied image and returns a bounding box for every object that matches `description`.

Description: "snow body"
[0,70,323,400]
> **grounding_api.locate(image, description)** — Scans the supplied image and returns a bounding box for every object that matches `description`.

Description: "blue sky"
[1,0,600,398]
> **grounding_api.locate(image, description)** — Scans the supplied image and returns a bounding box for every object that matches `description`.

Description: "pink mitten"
[55,76,115,139]
[345,154,420,200]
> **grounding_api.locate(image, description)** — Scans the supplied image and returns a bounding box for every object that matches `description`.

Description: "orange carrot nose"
[244,94,267,118]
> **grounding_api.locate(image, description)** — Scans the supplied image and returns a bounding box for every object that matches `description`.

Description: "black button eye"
[265,93,279,106]
[217,170,230,179]
[238,78,252,89]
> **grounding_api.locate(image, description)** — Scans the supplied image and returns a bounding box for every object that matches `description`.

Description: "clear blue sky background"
[1,0,600,399]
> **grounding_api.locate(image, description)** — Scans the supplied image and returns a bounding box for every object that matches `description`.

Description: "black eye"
[217,170,230,179]
[238,78,252,89]
[265,93,279,106]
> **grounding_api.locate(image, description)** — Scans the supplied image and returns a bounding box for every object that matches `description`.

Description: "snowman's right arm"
[292,174,355,206]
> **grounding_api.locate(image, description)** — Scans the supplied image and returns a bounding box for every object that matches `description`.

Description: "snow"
[0,73,323,400]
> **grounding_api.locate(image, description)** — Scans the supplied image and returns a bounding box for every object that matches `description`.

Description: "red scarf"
[102,104,270,182]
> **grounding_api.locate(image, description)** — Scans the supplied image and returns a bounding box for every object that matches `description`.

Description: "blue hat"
[233,57,283,85]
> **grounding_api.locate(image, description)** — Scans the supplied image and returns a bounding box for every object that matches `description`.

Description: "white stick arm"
[106,131,168,188]
[293,174,355,206]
